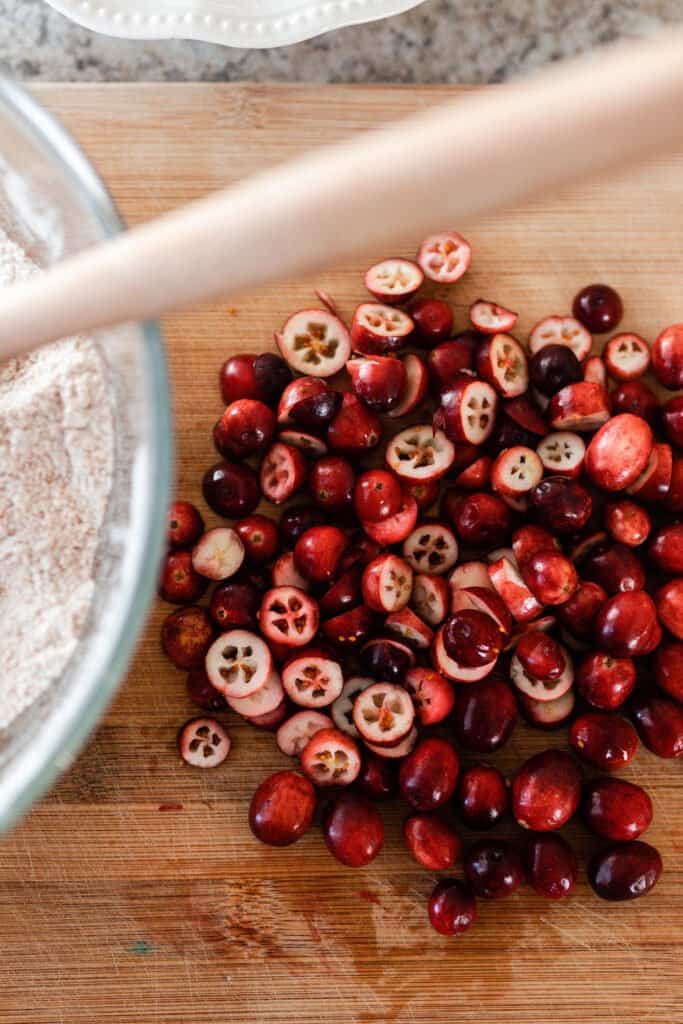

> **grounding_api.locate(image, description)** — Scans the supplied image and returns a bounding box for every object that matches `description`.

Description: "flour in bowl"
[0,228,113,728]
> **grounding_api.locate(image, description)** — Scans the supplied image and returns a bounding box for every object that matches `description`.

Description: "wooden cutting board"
[1,83,682,1024]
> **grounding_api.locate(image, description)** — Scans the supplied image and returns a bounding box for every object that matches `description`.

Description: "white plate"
[46,0,426,48]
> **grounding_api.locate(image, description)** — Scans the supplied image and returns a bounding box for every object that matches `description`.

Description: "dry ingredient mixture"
[0,228,113,728]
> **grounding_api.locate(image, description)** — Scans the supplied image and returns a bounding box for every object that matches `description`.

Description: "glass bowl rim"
[0,77,172,832]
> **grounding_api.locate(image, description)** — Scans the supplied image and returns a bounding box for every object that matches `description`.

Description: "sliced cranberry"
[417,230,471,283]
[161,606,214,670]
[529,315,592,361]
[519,688,575,730]
[347,354,406,413]
[277,376,329,425]
[179,717,230,768]
[503,394,549,437]
[583,354,607,388]
[548,381,610,432]
[227,668,285,719]
[432,625,498,683]
[570,711,639,771]
[411,573,449,626]
[387,352,429,418]
[281,648,344,709]
[452,676,517,752]
[301,727,361,787]
[353,681,415,746]
[442,610,503,667]
[515,630,565,681]
[191,527,245,582]
[159,550,208,604]
[364,257,423,303]
[511,750,581,831]
[402,520,458,576]
[294,525,348,583]
[470,298,518,334]
[604,332,650,381]
[276,709,333,757]
[385,606,434,649]
[166,500,204,550]
[276,308,351,376]
[491,446,543,498]
[259,442,308,504]
[456,764,508,829]
[403,666,455,726]
[202,460,260,518]
[327,392,382,455]
[652,323,683,389]
[488,554,543,623]
[350,302,414,355]
[323,793,384,867]
[572,283,622,333]
[386,425,455,484]
[271,551,311,591]
[259,586,319,647]
[449,560,494,591]
[522,834,577,900]
[249,770,316,846]
[409,298,454,348]
[361,493,419,545]
[588,841,662,901]
[511,644,573,702]
[365,725,418,760]
[205,627,271,698]
[435,376,498,446]
[450,586,512,639]
[399,737,459,811]
[404,814,461,870]
[537,431,585,478]
[330,676,374,738]
[428,879,477,936]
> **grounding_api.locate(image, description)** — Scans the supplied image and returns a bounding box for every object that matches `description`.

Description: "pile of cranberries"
[159,229,683,935]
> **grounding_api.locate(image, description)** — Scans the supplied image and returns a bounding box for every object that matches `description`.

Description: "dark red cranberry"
[581,777,653,841]
[319,568,362,617]
[572,283,623,333]
[452,676,517,752]
[576,653,636,710]
[410,297,454,348]
[293,526,348,584]
[323,792,384,867]
[486,414,538,455]
[530,344,583,396]
[209,581,260,630]
[309,456,355,514]
[166,500,204,550]
[569,712,639,771]
[662,395,683,448]
[322,604,375,648]
[161,606,215,670]
[360,637,414,684]
[427,338,475,392]
[219,353,257,405]
[278,505,328,548]
[595,591,659,657]
[327,392,382,455]
[159,550,208,604]
[610,379,659,426]
[451,492,511,549]
[289,388,342,432]
[556,580,607,639]
[235,514,279,564]
[403,813,461,870]
[649,524,683,576]
[213,399,276,459]
[186,667,228,711]
[464,840,522,900]
[456,764,508,829]
[521,549,578,606]
[655,643,683,703]
[202,461,260,518]
[398,737,459,811]
[515,631,565,681]
[428,879,477,935]
[338,531,382,572]
[252,352,292,406]
[357,753,397,801]
[630,692,683,758]
[442,610,502,667]
[249,770,315,846]
[588,840,662,901]
[530,477,592,534]
[522,834,577,899]
[511,750,581,831]
[582,542,645,595]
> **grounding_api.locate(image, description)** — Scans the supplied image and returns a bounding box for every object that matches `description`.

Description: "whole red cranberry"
[166,500,204,550]
[515,631,565,681]
[219,353,257,405]
[582,542,645,595]
[570,711,639,771]
[403,813,461,870]
[588,840,662,901]
[322,793,384,867]
[186,667,228,711]
[399,737,459,811]
[582,777,653,842]
[522,834,577,899]
[159,549,208,604]
[322,604,375,648]
[309,456,355,514]
[327,392,382,455]
[572,283,623,333]
[464,839,522,900]
[530,477,592,534]
[662,395,683,447]
[357,753,397,801]
[427,339,475,393]
[605,500,651,548]
[213,399,276,459]
[209,581,260,630]
[319,568,362,617]
[456,764,508,829]
[576,652,636,710]
[442,610,502,667]
[279,505,328,548]
[161,606,215,670]
[649,525,683,576]
[652,324,683,390]
[235,514,279,564]
[410,298,454,348]
[294,526,349,583]
[452,676,517,752]
[595,591,659,657]
[428,879,477,935]
[655,643,683,703]
[610,379,659,425]
[631,692,683,758]
[511,750,581,831]
[451,492,511,549]
[353,469,403,523]
[521,549,578,605]
[249,770,315,846]
[556,580,607,639]
[252,352,292,406]
[665,458,683,512]
[202,461,260,518]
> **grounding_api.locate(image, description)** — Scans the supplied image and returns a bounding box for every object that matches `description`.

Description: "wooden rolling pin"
[3,30,683,362]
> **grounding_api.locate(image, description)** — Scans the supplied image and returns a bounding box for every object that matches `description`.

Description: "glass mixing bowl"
[0,79,172,832]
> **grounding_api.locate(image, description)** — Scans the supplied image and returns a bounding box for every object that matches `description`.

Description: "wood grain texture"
[1,83,682,1024]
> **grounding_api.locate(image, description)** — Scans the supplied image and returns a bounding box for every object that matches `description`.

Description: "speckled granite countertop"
[0,0,680,81]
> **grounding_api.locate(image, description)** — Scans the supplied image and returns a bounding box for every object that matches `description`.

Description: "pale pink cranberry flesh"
[301,727,361,787]
[226,668,285,718]
[364,257,424,303]
[205,628,272,698]
[352,682,415,747]
[275,308,351,376]
[536,431,585,477]
[417,230,471,283]
[491,445,543,497]
[402,520,458,575]
[604,332,650,381]
[259,586,320,648]
[547,382,610,432]
[387,352,429,418]
[331,676,374,738]
[178,717,231,768]
[529,315,592,361]
[281,648,344,709]
[191,527,245,581]
[411,572,450,626]
[386,425,455,483]
[350,302,414,355]
[435,377,498,446]
[476,332,529,397]
[403,666,455,726]
[276,710,333,757]
[259,442,308,504]
[469,298,518,334]
[361,553,413,613]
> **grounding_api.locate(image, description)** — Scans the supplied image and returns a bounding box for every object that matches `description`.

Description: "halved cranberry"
[364,257,424,303]
[511,750,581,831]
[308,455,354,515]
[537,431,586,477]
[417,230,471,283]
[556,580,607,639]
[572,283,622,333]
[301,727,361,787]
[319,568,362,619]
[442,610,503,667]
[570,711,638,771]
[476,333,529,398]
[361,553,413,614]
[451,492,511,549]
[402,520,458,575]
[456,764,508,829]
[277,377,329,426]
[427,339,475,392]
[428,879,477,936]
[260,442,308,504]
[166,500,204,550]
[582,777,652,842]
[247,697,289,731]
[412,573,450,626]
[522,834,577,900]
[399,737,459,811]
[515,630,565,681]
[202,460,260,518]
[652,323,683,389]
[366,726,418,760]
[488,554,543,623]
[605,500,651,548]
[452,676,517,752]
[529,477,592,534]
[385,606,434,649]
[529,315,592,361]
[294,525,348,583]
[464,839,522,900]
[361,493,419,545]
[226,667,285,719]
[548,381,610,432]
[323,793,384,867]
[331,676,373,737]
[205,627,271,697]
[388,352,429,418]
[235,514,279,564]
[161,606,215,670]
[435,376,498,446]
[404,814,461,870]
[432,625,498,683]
[321,604,375,648]
[276,308,351,376]
[159,550,208,604]
[450,586,512,639]
[353,681,415,746]
[470,298,518,334]
[192,527,245,582]
[511,644,573,702]
[491,446,543,499]
[327,392,382,455]
[259,586,319,648]
[604,332,650,381]
[213,398,275,459]
[276,709,333,757]
[281,647,343,709]
[350,302,414,355]
[503,394,549,437]
[588,841,662,901]
[610,379,660,425]
[271,551,311,591]
[386,425,455,484]
[353,468,402,523]
[357,752,398,801]
[631,691,683,758]
[289,389,342,434]
[409,297,454,348]
[179,717,231,768]
[519,688,575,729]
[404,477,440,512]
[249,770,316,846]
[209,581,259,630]
[630,436,674,501]
[347,354,406,412]
[403,666,455,726]
[449,560,493,591]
